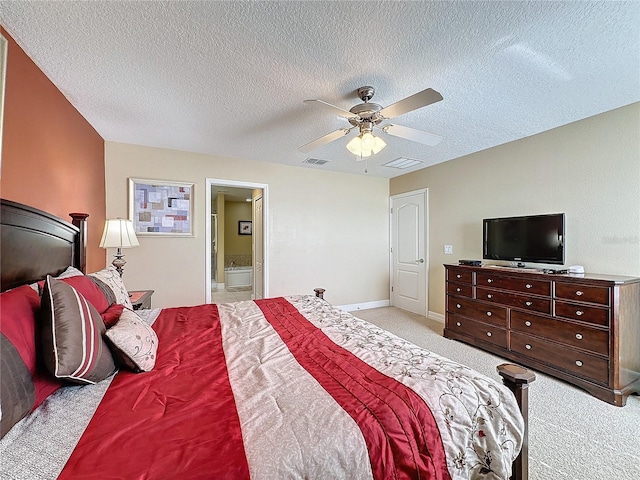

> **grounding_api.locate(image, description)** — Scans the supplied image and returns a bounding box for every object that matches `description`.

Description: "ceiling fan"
[298,86,443,158]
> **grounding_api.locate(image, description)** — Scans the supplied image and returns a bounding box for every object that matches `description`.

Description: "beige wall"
[391,103,640,316]
[105,142,390,308]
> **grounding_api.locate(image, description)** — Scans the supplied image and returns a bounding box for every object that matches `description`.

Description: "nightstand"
[129,290,154,310]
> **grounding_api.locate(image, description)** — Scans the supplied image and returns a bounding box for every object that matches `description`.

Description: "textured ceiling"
[2,1,639,178]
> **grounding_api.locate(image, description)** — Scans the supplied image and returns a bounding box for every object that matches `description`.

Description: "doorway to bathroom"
[205,178,268,304]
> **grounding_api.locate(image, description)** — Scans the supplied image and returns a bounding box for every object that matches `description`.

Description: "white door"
[390,190,427,316]
[253,195,264,299]
[211,213,218,283]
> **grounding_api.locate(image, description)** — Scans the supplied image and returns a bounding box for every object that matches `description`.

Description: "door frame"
[389,188,429,316]
[252,193,264,299]
[205,178,269,303]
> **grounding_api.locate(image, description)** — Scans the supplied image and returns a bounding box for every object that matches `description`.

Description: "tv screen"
[483,213,565,265]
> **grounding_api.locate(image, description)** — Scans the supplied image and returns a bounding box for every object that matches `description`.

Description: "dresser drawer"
[447,268,473,284]
[511,331,609,384]
[447,297,507,327]
[477,287,551,314]
[511,310,609,356]
[447,314,507,349]
[555,283,610,306]
[446,281,473,298]
[554,301,609,327]
[476,273,551,296]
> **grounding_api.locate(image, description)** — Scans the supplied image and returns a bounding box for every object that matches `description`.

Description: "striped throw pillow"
[41,277,116,384]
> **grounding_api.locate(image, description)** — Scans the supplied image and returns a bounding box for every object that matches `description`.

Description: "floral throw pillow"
[88,266,133,309]
[105,309,158,373]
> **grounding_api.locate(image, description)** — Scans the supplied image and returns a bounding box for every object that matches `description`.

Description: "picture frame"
[129,178,194,236]
[238,220,252,235]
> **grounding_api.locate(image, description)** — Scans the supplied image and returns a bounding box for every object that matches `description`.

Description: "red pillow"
[38,275,110,314]
[60,276,110,314]
[0,286,62,438]
[101,304,125,328]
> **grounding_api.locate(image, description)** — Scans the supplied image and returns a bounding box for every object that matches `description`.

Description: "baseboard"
[338,299,390,312]
[338,302,446,319]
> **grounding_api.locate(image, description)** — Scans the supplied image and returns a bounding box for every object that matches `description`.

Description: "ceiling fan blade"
[298,128,350,153]
[303,99,360,120]
[379,88,443,119]
[382,124,443,146]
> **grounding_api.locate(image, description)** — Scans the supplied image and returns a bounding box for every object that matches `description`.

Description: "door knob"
[416,259,425,263]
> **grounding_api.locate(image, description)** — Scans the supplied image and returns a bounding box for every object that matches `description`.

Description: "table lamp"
[99,218,139,276]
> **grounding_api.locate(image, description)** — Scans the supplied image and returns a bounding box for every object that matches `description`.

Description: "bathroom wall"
[224,201,252,267]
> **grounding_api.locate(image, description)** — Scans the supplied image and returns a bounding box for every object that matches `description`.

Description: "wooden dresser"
[444,264,640,406]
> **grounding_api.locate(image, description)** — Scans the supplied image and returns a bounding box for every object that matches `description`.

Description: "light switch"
[444,245,453,255]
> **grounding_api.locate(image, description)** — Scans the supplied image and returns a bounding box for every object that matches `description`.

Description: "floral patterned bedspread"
[286,295,524,480]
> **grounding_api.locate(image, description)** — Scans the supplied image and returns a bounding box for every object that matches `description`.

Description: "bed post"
[497,364,536,480]
[314,288,325,299]
[69,213,89,273]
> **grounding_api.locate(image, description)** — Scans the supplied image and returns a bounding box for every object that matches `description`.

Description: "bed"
[0,198,535,480]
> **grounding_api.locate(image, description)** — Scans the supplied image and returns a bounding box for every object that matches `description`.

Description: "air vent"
[382,157,423,169]
[303,157,330,165]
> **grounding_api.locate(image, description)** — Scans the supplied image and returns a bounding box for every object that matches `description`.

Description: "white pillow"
[28,265,85,292]
[105,309,158,372]
[87,266,133,309]
[55,266,85,279]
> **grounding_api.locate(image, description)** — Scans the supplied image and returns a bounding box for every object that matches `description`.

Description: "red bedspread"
[52,297,521,479]
[60,304,250,480]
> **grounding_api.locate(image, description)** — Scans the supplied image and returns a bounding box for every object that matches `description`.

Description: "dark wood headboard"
[0,199,88,292]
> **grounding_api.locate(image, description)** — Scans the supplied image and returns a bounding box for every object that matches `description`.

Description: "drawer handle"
[575,333,583,340]
[525,321,532,327]
[456,322,461,327]
[486,311,492,317]
[456,287,461,292]
[487,279,493,283]
[576,310,584,316]
[456,274,462,279]
[575,360,583,367]
[525,344,532,350]
[525,301,533,307]
[576,290,583,296]
[486,331,492,337]
[525,284,532,289]
[456,303,461,309]
[487,294,493,299]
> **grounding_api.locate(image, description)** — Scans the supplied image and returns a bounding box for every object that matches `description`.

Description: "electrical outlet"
[444,245,453,255]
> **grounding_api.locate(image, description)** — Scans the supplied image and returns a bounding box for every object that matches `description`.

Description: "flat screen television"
[483,213,565,265]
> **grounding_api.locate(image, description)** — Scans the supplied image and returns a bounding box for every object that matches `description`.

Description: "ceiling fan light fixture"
[346,132,386,157]
[299,86,443,158]
[372,135,386,154]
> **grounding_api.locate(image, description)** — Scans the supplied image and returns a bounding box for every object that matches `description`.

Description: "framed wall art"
[238,220,252,235]
[129,178,194,236]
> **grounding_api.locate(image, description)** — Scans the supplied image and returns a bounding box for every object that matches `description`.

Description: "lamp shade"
[99,219,140,249]
[346,133,387,157]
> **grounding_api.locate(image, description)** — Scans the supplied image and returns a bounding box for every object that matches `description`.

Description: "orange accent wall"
[0,27,106,272]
